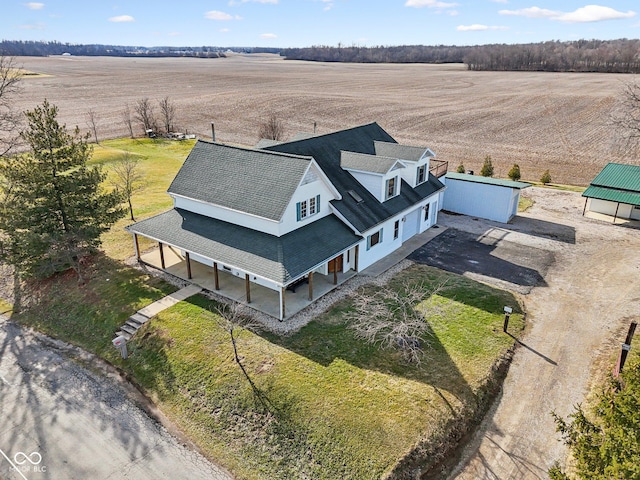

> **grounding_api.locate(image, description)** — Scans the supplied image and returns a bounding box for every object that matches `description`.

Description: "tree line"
[282,39,640,73]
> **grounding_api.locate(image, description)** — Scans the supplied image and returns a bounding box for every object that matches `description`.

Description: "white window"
[367,228,383,250]
[416,164,427,185]
[393,220,399,240]
[297,195,320,221]
[386,177,397,200]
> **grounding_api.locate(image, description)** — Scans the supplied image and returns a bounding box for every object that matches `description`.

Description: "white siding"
[348,170,385,202]
[441,178,521,223]
[280,177,338,235]
[357,216,404,271]
[587,198,634,219]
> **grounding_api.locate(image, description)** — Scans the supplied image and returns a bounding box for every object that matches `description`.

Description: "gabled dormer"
[373,141,435,188]
[340,151,406,202]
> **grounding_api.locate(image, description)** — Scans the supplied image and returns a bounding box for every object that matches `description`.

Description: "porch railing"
[429,160,448,178]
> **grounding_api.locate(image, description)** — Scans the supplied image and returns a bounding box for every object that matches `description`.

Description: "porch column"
[245,274,251,303]
[582,197,588,216]
[354,245,359,272]
[613,202,620,223]
[333,262,338,285]
[280,287,285,322]
[213,262,220,290]
[133,234,140,261]
[185,252,192,279]
[159,242,165,269]
[308,272,314,301]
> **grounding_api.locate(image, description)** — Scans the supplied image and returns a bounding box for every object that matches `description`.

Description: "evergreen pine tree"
[0,100,125,280]
[456,163,465,173]
[540,169,552,185]
[480,155,494,177]
[508,164,521,181]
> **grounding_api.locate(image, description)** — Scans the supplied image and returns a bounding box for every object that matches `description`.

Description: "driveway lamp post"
[503,306,513,333]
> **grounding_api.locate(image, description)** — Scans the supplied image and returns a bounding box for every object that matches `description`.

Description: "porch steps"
[115,285,203,341]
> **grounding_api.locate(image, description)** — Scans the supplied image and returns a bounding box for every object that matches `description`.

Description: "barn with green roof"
[582,163,640,222]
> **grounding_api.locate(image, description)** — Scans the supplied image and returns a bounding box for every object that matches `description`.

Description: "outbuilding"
[582,163,640,222]
[441,172,531,223]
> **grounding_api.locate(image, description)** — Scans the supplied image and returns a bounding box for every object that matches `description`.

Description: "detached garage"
[582,163,640,222]
[441,172,531,223]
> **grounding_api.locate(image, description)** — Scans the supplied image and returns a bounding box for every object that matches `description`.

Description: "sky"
[2,1,640,48]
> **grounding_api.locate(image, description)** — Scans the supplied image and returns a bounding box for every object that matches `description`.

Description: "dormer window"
[417,164,427,185]
[386,177,397,200]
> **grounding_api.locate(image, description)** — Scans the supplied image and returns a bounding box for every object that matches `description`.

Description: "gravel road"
[441,187,640,479]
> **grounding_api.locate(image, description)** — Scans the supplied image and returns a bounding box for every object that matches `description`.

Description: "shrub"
[508,164,521,181]
[540,170,552,185]
[480,155,494,177]
[456,163,465,173]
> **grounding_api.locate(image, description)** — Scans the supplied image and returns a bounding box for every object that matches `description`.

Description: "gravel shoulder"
[444,187,640,479]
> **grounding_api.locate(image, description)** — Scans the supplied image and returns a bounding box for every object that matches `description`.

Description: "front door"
[328,255,343,273]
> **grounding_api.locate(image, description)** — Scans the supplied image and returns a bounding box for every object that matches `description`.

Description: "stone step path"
[116,284,203,340]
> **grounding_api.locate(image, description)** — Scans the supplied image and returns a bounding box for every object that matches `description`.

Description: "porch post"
[354,245,359,272]
[185,252,192,279]
[280,287,285,321]
[582,197,588,216]
[308,272,314,301]
[133,234,140,261]
[245,274,251,303]
[159,242,165,269]
[333,262,338,285]
[614,202,620,223]
[213,262,220,290]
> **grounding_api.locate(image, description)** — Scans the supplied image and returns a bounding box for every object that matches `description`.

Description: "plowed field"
[13,54,639,185]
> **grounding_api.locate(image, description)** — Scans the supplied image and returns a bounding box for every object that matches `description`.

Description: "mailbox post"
[503,306,513,333]
[112,335,128,359]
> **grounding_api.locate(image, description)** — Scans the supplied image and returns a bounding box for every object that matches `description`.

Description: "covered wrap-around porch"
[126,208,362,320]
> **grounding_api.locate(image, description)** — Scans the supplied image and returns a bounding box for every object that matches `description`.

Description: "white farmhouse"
[126,123,446,320]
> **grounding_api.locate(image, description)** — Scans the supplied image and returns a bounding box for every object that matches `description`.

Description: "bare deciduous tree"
[258,113,285,141]
[110,152,144,221]
[610,81,640,156]
[0,55,23,156]
[346,281,447,364]
[85,108,99,144]
[122,104,134,138]
[134,97,156,135]
[158,96,176,134]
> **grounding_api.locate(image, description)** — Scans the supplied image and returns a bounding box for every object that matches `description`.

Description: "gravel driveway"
[435,187,640,479]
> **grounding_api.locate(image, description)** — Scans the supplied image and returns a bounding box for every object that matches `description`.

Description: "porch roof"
[126,208,362,286]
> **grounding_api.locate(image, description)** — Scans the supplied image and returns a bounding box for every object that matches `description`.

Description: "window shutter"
[380,228,384,242]
[316,194,320,213]
[296,202,301,221]
[366,235,371,251]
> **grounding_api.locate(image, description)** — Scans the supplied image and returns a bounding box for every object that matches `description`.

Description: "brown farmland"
[13,54,639,185]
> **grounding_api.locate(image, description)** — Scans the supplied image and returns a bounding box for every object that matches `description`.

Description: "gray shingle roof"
[266,123,445,232]
[255,138,283,149]
[168,140,312,221]
[340,151,401,175]
[127,208,361,285]
[374,141,429,162]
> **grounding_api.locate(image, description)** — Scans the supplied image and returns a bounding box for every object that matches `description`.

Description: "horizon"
[2,1,638,49]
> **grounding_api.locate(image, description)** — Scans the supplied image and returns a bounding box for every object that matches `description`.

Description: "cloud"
[499,7,560,18]
[405,0,458,8]
[553,5,635,23]
[220,28,231,33]
[25,2,44,9]
[108,15,135,22]
[456,24,509,31]
[260,33,277,39]
[491,0,508,3]
[499,5,635,23]
[20,22,45,30]
[205,10,242,21]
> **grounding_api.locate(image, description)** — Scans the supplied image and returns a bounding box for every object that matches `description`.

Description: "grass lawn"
[116,265,523,479]
[91,138,196,260]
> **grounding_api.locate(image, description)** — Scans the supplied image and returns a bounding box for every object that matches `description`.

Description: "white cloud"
[108,15,135,22]
[405,0,458,8]
[25,2,44,10]
[499,5,635,23]
[553,5,635,23]
[499,7,560,18]
[220,28,231,33]
[457,24,509,31]
[260,33,277,39]
[205,10,242,21]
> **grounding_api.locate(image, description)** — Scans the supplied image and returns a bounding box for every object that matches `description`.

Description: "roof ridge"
[196,139,314,162]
